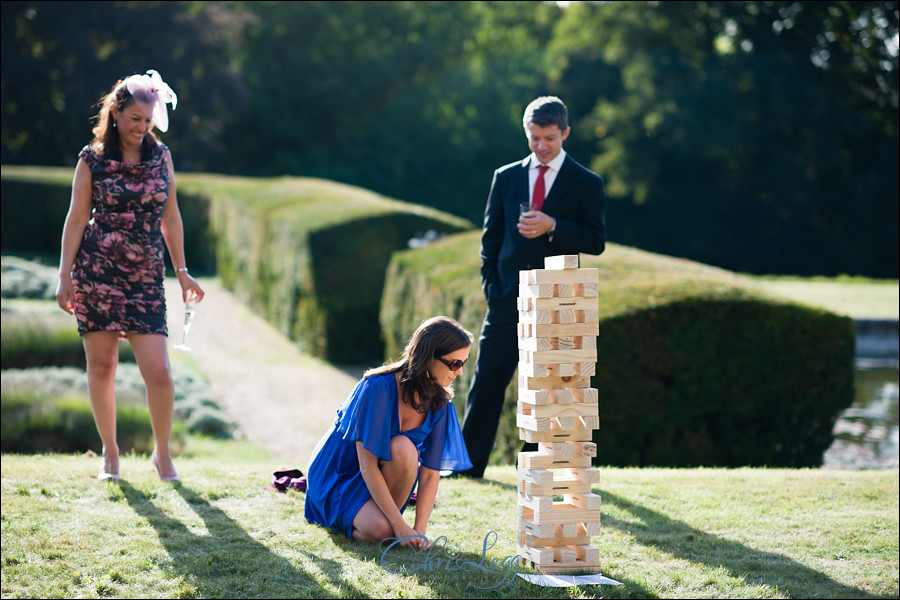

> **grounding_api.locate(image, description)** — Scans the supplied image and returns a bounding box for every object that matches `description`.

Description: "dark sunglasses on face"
[437,356,467,371]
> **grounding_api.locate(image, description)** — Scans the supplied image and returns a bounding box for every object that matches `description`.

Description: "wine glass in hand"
[174,293,198,351]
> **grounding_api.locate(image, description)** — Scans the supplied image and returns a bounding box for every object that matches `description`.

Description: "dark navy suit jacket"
[479,153,607,322]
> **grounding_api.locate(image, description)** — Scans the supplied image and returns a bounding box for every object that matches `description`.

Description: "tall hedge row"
[174,174,473,363]
[381,232,856,468]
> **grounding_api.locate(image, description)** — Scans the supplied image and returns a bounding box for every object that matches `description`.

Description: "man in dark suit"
[459,96,607,479]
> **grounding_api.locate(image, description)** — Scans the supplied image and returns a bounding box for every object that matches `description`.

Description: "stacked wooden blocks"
[516,254,602,574]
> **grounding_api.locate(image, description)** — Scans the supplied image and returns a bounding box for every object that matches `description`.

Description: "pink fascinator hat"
[123,70,177,132]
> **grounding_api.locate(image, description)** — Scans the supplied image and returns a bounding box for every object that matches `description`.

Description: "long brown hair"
[90,77,159,161]
[365,316,473,413]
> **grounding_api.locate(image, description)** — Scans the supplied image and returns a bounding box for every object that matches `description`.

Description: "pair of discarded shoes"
[272,468,306,492]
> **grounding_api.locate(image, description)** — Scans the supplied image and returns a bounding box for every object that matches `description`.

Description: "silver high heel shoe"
[151,451,180,483]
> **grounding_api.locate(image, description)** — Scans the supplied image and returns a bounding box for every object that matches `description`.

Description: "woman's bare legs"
[352,435,420,543]
[83,331,122,478]
[128,333,177,480]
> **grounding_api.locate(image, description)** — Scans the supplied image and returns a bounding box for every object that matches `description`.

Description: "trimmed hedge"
[176,174,474,363]
[381,232,856,468]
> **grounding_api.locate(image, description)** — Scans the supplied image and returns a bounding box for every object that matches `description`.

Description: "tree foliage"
[2,1,897,276]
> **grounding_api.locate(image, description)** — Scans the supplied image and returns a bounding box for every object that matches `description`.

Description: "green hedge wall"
[381,232,856,468]
[173,174,474,363]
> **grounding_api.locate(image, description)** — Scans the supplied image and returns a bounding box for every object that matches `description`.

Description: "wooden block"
[552,546,577,564]
[553,310,576,324]
[520,452,592,470]
[516,413,552,431]
[547,363,577,377]
[518,468,555,485]
[519,362,594,378]
[520,427,593,444]
[519,388,552,404]
[569,467,602,484]
[521,348,597,364]
[574,282,600,297]
[519,414,586,432]
[571,388,599,404]
[518,309,552,325]
[573,335,596,349]
[521,477,592,496]
[519,283,556,299]
[576,545,600,563]
[538,442,575,458]
[545,255,579,270]
[529,296,598,311]
[518,492,553,513]
[574,441,597,457]
[555,416,576,429]
[532,503,603,525]
[564,492,603,510]
[525,322,598,338]
[555,283,573,298]
[549,389,575,404]
[578,309,599,322]
[517,516,554,538]
[528,561,604,575]
[581,522,603,536]
[557,523,577,537]
[520,529,590,548]
[528,268,599,285]
[519,374,591,391]
[517,544,555,566]
[579,415,600,429]
[530,402,599,420]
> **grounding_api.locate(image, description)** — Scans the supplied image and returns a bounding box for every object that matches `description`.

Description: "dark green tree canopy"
[2,1,897,277]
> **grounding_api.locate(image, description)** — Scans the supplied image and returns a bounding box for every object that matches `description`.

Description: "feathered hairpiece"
[123,70,177,132]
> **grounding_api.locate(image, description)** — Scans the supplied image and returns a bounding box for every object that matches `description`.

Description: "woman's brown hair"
[90,78,159,162]
[365,316,473,413]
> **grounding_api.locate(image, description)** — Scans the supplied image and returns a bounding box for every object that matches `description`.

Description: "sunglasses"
[437,356,467,371]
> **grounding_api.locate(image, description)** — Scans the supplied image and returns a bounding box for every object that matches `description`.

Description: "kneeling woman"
[304,316,473,549]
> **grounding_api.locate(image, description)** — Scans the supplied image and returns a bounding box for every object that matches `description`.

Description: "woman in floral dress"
[55,70,204,482]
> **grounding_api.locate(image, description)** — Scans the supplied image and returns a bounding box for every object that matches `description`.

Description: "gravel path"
[165,278,362,469]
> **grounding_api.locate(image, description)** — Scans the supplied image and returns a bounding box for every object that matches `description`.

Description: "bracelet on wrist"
[176,267,189,273]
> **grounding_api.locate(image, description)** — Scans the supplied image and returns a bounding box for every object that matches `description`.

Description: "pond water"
[822,365,899,470]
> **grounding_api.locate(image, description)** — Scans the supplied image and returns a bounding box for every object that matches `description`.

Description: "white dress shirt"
[528,148,567,206]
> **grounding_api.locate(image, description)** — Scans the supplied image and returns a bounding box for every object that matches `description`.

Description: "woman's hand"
[393,522,428,550]
[177,270,205,303]
[55,276,75,315]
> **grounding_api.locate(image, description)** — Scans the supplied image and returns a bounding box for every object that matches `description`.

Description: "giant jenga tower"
[516,255,602,574]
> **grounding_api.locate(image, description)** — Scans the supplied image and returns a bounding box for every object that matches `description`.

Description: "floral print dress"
[71,142,170,337]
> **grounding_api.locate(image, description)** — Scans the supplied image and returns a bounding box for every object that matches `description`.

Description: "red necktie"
[532,165,550,211]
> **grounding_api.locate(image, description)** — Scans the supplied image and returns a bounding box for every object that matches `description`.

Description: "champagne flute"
[173,293,198,351]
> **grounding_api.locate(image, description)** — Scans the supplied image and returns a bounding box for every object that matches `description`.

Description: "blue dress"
[304,372,472,538]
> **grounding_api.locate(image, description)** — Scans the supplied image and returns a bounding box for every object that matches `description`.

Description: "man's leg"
[459,315,519,478]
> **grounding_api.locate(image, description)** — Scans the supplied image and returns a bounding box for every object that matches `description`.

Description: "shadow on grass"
[119,482,370,598]
[601,490,882,599]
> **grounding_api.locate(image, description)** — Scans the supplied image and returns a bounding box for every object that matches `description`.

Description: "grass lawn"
[2,439,897,599]
[750,277,899,320]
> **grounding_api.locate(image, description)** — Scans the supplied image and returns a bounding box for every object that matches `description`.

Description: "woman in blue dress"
[305,316,473,549]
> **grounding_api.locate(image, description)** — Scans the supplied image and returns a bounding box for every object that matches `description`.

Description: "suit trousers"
[460,308,537,478]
